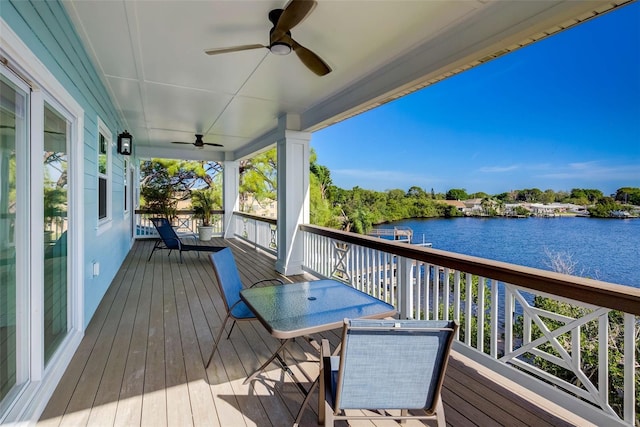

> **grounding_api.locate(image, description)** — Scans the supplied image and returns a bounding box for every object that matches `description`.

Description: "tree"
[239,148,277,212]
[614,187,640,205]
[407,186,427,199]
[439,204,462,218]
[516,188,543,203]
[588,197,619,217]
[446,188,468,200]
[140,158,221,193]
[541,189,556,204]
[470,191,490,199]
[570,188,603,204]
[310,149,333,200]
[140,158,222,221]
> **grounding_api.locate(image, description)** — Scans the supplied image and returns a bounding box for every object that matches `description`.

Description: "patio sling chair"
[204,247,284,368]
[318,319,457,426]
[147,217,225,263]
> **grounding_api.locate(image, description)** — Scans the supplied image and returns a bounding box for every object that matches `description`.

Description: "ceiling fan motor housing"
[269,9,292,54]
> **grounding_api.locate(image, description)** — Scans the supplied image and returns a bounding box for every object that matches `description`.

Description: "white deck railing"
[134,209,224,239]
[231,212,277,255]
[299,224,639,427]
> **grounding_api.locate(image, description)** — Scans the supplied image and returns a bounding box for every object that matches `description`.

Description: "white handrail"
[300,224,638,427]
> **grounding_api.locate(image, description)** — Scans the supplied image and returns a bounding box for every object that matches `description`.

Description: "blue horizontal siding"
[4,0,133,328]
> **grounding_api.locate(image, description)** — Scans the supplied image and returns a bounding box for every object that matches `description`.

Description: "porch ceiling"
[63,0,628,161]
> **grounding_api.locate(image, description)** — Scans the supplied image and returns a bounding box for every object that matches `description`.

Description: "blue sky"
[312,3,640,196]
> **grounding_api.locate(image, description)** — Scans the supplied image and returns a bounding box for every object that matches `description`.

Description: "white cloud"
[478,165,519,173]
[536,162,640,181]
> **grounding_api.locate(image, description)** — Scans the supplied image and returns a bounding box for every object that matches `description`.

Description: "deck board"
[39,239,592,427]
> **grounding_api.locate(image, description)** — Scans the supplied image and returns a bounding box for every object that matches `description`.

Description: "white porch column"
[223,160,239,239]
[275,115,310,275]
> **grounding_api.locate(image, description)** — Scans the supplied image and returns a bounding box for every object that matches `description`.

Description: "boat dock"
[368,226,433,247]
[368,226,413,243]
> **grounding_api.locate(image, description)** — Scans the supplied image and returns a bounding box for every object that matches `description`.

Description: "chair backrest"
[208,248,244,314]
[335,319,457,413]
[150,217,180,249]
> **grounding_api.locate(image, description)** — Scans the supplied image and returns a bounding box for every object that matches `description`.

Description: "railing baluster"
[444,268,451,321]
[415,261,423,319]
[465,272,472,346]
[433,265,440,320]
[477,276,485,352]
[390,254,396,307]
[598,313,608,410]
[397,256,413,319]
[504,284,513,356]
[490,279,498,358]
[623,313,635,423]
[453,270,461,340]
[423,262,433,320]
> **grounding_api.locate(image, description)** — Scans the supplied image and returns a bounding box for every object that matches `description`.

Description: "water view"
[375,217,640,289]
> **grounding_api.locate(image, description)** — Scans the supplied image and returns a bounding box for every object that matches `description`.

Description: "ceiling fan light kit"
[270,41,292,55]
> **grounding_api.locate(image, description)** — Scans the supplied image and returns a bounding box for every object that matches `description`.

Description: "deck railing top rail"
[299,224,640,316]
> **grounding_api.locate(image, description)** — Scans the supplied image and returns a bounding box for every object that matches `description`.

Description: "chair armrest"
[321,339,331,359]
[250,278,285,288]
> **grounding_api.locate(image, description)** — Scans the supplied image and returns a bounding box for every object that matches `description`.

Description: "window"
[97,119,111,226]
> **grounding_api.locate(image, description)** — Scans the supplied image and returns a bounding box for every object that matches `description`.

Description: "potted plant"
[191,188,218,241]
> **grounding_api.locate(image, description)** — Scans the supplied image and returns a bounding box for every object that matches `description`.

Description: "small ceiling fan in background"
[171,134,223,149]
[204,0,331,76]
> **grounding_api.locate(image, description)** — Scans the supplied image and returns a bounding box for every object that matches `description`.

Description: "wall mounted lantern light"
[117,130,132,155]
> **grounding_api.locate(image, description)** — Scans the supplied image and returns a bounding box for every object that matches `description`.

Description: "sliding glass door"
[0,72,28,409]
[1,65,74,417]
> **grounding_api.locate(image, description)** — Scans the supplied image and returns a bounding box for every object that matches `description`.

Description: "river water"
[374,217,640,289]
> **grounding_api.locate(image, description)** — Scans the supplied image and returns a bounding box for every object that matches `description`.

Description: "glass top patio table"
[240,279,397,340]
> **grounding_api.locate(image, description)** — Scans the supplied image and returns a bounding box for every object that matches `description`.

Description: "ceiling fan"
[204,0,331,76]
[171,134,223,149]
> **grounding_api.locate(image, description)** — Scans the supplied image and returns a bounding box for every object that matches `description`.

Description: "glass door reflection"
[43,103,69,365]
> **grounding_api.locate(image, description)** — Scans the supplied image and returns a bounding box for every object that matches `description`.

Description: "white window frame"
[1,18,84,425]
[96,118,112,233]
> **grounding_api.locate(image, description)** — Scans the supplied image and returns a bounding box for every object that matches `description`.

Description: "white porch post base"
[275,115,310,276]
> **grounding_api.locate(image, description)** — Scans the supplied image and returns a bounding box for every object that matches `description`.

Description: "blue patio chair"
[147,217,224,263]
[318,319,457,426]
[205,247,284,368]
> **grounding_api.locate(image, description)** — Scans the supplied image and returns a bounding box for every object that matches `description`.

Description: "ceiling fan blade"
[170,141,192,144]
[272,0,317,40]
[203,143,224,147]
[287,36,331,76]
[205,44,267,55]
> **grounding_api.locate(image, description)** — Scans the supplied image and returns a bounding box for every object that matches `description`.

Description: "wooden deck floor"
[38,239,593,427]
